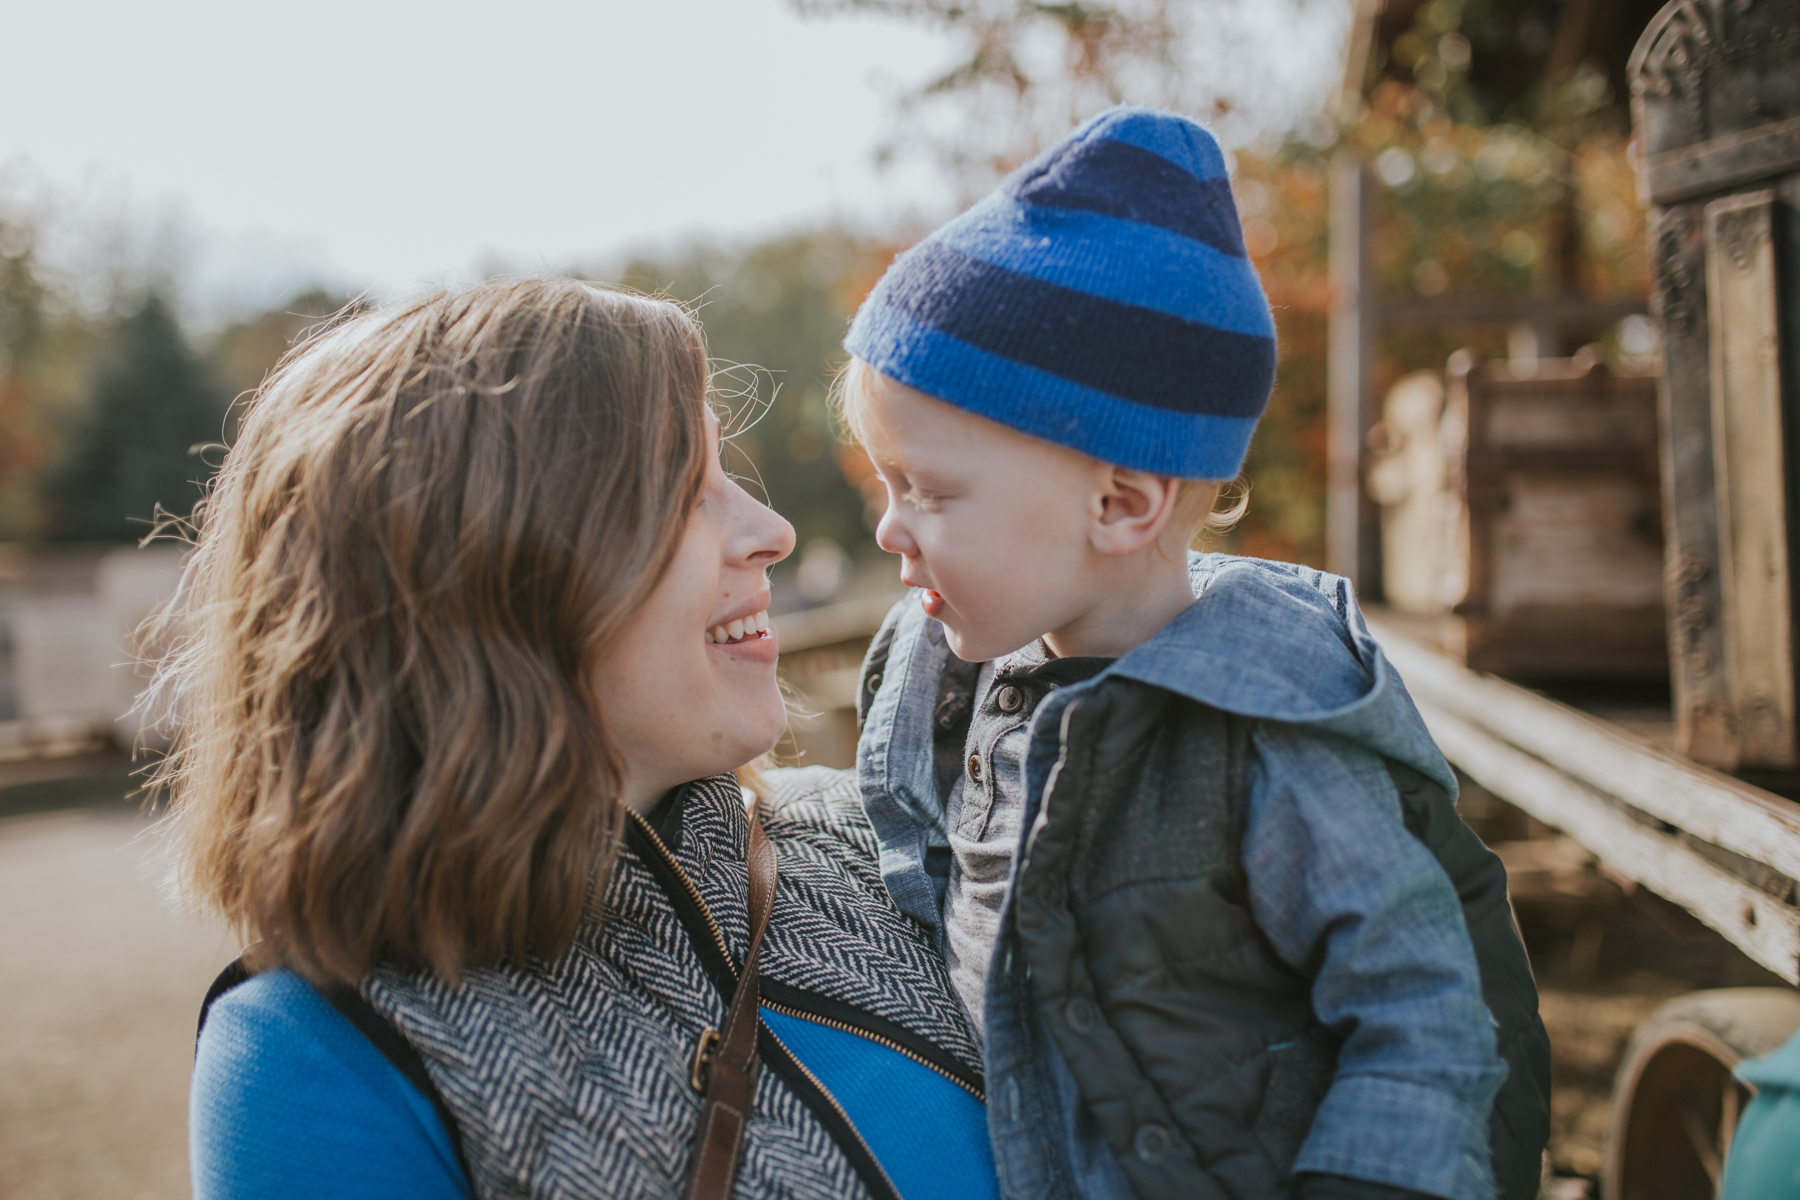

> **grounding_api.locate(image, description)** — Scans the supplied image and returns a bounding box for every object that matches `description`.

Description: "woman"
[174,281,996,1199]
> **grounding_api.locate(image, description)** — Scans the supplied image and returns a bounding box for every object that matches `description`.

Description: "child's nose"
[874,506,915,558]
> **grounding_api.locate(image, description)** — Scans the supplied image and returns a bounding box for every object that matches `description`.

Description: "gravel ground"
[1537,978,1691,1181]
[1520,885,1790,1188]
[0,801,236,1200]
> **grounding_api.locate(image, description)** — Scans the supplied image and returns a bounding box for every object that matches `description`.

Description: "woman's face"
[594,414,796,812]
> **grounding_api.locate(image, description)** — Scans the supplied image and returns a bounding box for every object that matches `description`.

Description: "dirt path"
[0,806,236,1200]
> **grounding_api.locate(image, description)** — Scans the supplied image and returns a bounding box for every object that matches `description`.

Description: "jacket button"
[967,753,983,783]
[1064,997,1098,1034]
[997,684,1024,713]
[1133,1123,1171,1165]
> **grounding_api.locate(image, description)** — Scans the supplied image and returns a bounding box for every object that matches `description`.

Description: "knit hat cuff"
[846,299,1258,480]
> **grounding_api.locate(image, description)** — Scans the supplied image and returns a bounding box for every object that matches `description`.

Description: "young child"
[840,108,1550,1200]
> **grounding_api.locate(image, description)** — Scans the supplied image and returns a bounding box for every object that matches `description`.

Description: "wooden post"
[1631,0,1800,768]
[1704,191,1794,767]
[1327,153,1379,593]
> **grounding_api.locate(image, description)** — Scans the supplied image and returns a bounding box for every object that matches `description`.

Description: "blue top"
[761,1007,999,1200]
[193,970,999,1200]
[191,971,469,1200]
[855,553,1506,1200]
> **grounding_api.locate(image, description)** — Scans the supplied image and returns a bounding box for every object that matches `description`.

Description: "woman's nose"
[732,488,796,568]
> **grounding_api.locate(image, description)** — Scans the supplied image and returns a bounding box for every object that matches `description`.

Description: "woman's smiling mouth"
[705,609,771,645]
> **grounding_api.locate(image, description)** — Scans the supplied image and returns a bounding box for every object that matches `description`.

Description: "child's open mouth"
[705,610,771,645]
[920,589,947,618]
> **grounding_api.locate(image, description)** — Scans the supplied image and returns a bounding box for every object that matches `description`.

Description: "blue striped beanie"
[844,106,1275,480]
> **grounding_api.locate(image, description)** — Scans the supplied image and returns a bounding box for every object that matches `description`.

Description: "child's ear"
[1090,466,1181,557]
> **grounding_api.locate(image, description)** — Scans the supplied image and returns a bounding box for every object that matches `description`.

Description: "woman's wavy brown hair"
[152,279,710,984]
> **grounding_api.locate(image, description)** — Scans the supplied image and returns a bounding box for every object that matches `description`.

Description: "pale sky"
[2,0,1347,320]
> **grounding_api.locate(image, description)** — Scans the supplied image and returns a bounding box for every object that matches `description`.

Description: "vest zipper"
[760,1022,906,1200]
[624,805,908,1200]
[626,809,736,972]
[761,999,984,1102]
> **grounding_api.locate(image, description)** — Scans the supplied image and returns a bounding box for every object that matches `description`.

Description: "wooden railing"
[1369,611,1800,985]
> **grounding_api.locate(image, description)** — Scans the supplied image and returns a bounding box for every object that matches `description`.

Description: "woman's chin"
[706,689,790,775]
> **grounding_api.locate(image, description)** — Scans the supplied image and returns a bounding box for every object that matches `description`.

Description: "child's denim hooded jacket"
[854,553,1550,1200]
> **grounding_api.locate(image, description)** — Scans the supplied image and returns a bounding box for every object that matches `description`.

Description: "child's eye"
[902,486,944,513]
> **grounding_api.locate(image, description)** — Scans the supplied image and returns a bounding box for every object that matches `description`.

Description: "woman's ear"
[1089,466,1182,557]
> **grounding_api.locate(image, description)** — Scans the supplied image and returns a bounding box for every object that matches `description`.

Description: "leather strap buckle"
[689,1027,720,1093]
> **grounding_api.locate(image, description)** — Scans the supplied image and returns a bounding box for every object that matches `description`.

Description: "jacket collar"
[860,553,1458,816]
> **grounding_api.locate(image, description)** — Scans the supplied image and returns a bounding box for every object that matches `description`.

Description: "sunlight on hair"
[829,356,881,450]
[709,358,779,506]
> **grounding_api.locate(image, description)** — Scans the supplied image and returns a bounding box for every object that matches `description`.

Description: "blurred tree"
[41,295,228,541]
[0,216,55,540]
[1351,0,1668,132]
[606,230,899,569]
[206,289,354,439]
[0,210,99,542]
[794,0,1352,200]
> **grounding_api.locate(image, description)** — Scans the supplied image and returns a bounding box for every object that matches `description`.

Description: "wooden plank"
[1327,154,1378,591]
[1650,197,1737,765]
[1378,297,1645,327]
[1625,2,1800,767]
[770,592,902,655]
[1645,114,1800,205]
[1416,701,1800,985]
[1369,612,1800,884]
[1705,190,1795,768]
[1486,476,1664,612]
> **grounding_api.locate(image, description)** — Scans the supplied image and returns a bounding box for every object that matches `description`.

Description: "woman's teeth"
[706,610,771,645]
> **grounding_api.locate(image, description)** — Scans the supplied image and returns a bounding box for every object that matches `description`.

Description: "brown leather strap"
[683,801,778,1200]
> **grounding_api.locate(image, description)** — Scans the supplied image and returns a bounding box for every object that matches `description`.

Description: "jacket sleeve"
[1243,723,1505,1200]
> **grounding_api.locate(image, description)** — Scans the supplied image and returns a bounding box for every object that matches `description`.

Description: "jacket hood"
[1100,553,1456,798]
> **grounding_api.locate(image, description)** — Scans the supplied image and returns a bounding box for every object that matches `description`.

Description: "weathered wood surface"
[1327,154,1380,591]
[1369,611,1800,983]
[1421,703,1800,984]
[1368,354,1665,678]
[1631,0,1800,162]
[1704,191,1794,766]
[1645,113,1800,205]
[1377,298,1646,327]
[1632,0,1800,768]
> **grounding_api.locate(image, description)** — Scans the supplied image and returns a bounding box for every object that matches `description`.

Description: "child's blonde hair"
[833,356,1247,547]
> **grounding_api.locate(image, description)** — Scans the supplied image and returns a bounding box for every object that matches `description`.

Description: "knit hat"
[844,106,1275,480]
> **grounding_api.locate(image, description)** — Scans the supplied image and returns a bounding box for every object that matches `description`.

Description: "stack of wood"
[1367,351,1664,679]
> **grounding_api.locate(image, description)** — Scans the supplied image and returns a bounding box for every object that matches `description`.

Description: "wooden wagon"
[1347,2,1800,1194]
